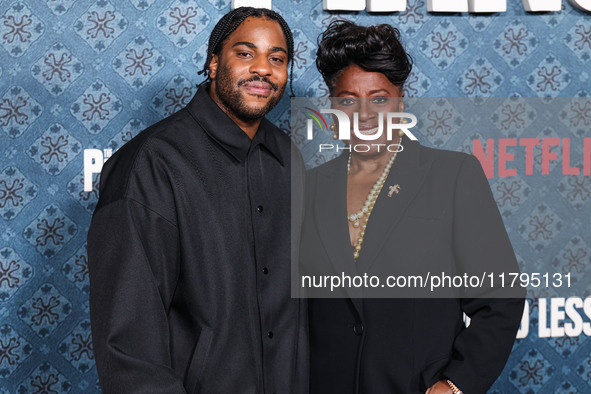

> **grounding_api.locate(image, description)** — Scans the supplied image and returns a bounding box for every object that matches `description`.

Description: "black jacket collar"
[186,84,285,166]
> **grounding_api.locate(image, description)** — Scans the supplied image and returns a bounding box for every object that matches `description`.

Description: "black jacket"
[301,141,524,393]
[88,85,308,393]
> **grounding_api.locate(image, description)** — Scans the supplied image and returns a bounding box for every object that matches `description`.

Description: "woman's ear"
[209,54,219,80]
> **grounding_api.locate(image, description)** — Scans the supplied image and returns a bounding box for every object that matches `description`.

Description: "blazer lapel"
[314,154,365,312]
[356,141,432,272]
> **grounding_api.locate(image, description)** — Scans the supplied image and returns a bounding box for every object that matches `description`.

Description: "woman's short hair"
[316,20,413,93]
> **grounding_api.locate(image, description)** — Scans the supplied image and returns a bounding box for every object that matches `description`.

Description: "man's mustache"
[238,76,279,92]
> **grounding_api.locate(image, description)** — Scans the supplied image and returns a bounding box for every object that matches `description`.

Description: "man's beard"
[214,62,285,121]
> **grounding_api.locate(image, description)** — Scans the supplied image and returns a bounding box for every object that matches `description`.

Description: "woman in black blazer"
[300,21,524,394]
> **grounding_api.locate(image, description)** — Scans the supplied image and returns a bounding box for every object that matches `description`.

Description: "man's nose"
[249,55,273,76]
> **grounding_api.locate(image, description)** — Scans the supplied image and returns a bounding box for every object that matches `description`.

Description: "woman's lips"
[356,125,380,135]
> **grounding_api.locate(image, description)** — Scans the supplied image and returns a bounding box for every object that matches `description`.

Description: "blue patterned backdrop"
[0,0,590,392]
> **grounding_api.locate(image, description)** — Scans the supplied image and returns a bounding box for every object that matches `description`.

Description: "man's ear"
[209,54,219,80]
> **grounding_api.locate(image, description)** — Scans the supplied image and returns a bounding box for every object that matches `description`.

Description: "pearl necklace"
[347,150,399,260]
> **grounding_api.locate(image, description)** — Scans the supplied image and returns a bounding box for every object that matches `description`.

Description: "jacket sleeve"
[290,143,310,393]
[88,198,185,393]
[442,154,525,394]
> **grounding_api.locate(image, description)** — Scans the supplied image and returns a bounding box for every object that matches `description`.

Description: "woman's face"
[331,64,403,156]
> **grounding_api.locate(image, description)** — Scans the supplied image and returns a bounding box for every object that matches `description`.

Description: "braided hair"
[198,7,295,96]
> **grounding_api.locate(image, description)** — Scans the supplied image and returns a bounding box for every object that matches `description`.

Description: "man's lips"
[242,81,273,96]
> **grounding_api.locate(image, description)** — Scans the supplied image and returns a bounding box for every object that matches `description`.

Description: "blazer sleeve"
[442,154,525,394]
[88,198,185,393]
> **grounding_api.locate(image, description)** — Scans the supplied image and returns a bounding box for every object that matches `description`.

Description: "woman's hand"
[425,380,453,394]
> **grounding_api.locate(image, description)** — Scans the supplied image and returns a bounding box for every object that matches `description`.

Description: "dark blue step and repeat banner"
[1,0,590,392]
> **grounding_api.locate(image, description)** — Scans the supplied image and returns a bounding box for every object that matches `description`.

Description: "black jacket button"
[353,323,364,336]
[257,205,263,213]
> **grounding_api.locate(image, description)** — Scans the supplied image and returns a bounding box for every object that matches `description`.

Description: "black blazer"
[300,141,524,394]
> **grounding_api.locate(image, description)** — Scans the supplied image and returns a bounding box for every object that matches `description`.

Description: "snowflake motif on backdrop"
[490,99,536,136]
[68,171,99,214]
[16,361,71,393]
[0,166,37,220]
[558,175,591,209]
[420,20,468,70]
[31,42,84,97]
[552,236,589,277]
[0,247,32,302]
[22,205,77,258]
[510,349,552,391]
[0,85,42,138]
[396,0,427,36]
[519,204,563,252]
[74,1,128,53]
[425,99,463,147]
[527,55,572,97]
[27,123,82,176]
[0,324,32,379]
[559,98,591,137]
[108,118,146,152]
[565,19,591,62]
[58,320,94,373]
[493,20,539,69]
[0,2,45,58]
[70,79,122,134]
[112,36,166,90]
[42,0,77,16]
[157,1,210,48]
[491,175,531,216]
[17,283,72,338]
[62,244,90,295]
[457,57,503,96]
[151,75,195,118]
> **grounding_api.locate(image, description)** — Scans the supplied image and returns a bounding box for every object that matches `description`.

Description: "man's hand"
[425,380,453,394]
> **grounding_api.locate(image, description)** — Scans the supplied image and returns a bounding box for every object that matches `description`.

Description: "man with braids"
[88,7,307,393]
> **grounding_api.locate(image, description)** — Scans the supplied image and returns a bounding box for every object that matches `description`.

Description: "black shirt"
[88,84,307,393]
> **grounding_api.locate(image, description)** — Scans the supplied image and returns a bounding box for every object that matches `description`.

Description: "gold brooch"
[388,184,400,197]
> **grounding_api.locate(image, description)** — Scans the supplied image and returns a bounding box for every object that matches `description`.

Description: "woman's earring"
[330,122,338,140]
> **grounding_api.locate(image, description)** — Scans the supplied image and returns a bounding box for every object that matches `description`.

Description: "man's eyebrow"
[232,41,257,49]
[232,41,288,55]
[269,46,288,55]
